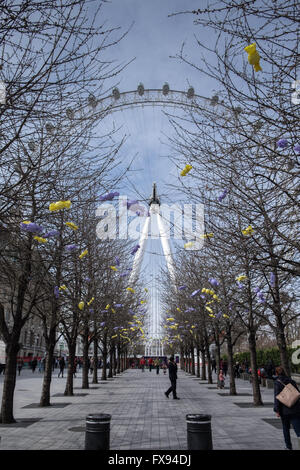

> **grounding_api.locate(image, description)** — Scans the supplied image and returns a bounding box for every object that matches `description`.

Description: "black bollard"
[85,413,111,450]
[186,414,213,450]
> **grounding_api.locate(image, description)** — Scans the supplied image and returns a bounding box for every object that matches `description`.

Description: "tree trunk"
[122,352,125,372]
[226,326,237,396]
[191,345,195,375]
[113,346,117,376]
[40,333,56,406]
[108,348,113,378]
[0,342,20,423]
[117,345,121,374]
[101,349,107,380]
[214,329,221,378]
[184,351,188,372]
[180,344,184,370]
[201,349,206,380]
[92,337,98,384]
[81,331,89,389]
[64,342,76,396]
[196,347,200,378]
[276,328,290,376]
[39,303,58,406]
[248,331,263,406]
[204,335,213,384]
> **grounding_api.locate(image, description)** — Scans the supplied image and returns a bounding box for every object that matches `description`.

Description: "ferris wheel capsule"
[112,88,120,100]
[162,83,169,95]
[210,94,219,106]
[187,87,195,99]
[137,83,144,96]
[66,107,74,119]
[88,94,97,108]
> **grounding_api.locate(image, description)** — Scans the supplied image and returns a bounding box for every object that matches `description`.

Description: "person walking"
[17,359,24,376]
[58,356,65,378]
[89,357,94,375]
[154,358,160,375]
[234,362,240,378]
[218,369,225,389]
[31,357,37,373]
[140,357,145,372]
[274,366,300,450]
[211,359,217,374]
[165,356,180,400]
[266,359,275,379]
[148,357,153,372]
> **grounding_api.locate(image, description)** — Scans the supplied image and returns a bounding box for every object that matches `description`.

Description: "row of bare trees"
[0,1,145,424]
[161,0,299,406]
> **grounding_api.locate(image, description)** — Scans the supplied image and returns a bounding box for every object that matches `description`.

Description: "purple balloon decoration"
[178,285,187,290]
[209,278,219,287]
[20,222,44,234]
[54,286,59,299]
[44,230,60,238]
[131,244,140,255]
[255,288,265,303]
[216,311,222,319]
[115,256,120,266]
[99,191,119,201]
[270,272,276,288]
[200,294,206,300]
[294,144,300,154]
[100,322,106,326]
[114,304,123,308]
[277,138,288,149]
[191,289,200,297]
[218,189,228,202]
[65,244,78,252]
[127,199,138,209]
[237,282,244,289]
[85,277,91,282]
[185,307,195,313]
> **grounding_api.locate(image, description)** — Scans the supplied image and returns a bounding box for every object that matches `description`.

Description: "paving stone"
[0,368,287,449]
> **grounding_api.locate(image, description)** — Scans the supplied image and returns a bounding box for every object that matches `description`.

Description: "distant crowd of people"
[210,357,278,383]
[137,356,168,375]
[0,355,105,377]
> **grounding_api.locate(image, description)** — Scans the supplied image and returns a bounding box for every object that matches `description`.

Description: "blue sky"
[97,0,219,204]
[94,0,219,334]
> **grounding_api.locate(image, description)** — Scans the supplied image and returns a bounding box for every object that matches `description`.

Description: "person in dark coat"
[165,356,180,400]
[266,359,275,379]
[31,358,37,373]
[17,359,24,376]
[58,356,65,378]
[273,366,300,450]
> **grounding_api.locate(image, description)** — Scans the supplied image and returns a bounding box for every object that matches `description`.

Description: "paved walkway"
[0,367,292,450]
